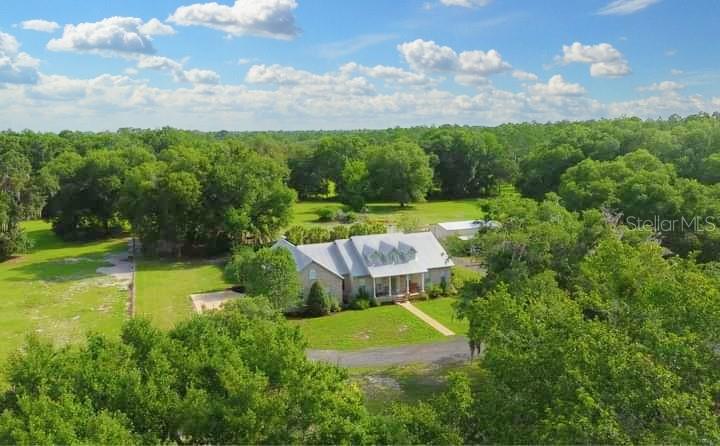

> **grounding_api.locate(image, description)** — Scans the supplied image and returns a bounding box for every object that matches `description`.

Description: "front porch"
[372,272,426,301]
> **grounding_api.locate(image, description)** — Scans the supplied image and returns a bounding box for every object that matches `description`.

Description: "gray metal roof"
[274,231,453,279]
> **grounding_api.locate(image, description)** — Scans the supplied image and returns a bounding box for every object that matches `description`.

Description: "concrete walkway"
[308,337,470,367]
[397,301,455,336]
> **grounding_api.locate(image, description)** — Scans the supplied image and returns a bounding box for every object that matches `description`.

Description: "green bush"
[426,284,444,299]
[330,225,350,240]
[350,297,371,310]
[350,286,376,310]
[335,210,357,223]
[442,235,471,256]
[224,246,255,284]
[316,207,336,222]
[305,282,335,317]
[284,225,306,245]
[451,266,483,294]
[305,226,331,244]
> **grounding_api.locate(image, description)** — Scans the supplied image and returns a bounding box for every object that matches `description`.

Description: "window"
[308,269,317,281]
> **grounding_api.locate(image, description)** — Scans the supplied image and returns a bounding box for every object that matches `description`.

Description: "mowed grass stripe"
[290,304,445,350]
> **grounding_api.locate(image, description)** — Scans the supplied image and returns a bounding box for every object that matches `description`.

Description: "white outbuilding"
[431,219,501,241]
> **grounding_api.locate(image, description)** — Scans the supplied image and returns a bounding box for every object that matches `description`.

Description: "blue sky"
[0,0,718,131]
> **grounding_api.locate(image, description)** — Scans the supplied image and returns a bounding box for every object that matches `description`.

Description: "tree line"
[3,114,720,260]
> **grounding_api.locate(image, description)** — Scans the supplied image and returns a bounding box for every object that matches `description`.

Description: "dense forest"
[3,113,720,442]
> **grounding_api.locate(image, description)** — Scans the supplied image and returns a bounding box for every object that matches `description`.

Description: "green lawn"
[135,259,232,329]
[292,199,483,227]
[0,221,128,363]
[290,304,445,350]
[414,297,469,335]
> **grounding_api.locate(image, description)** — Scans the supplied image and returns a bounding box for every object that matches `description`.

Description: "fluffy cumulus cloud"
[439,0,492,7]
[512,70,538,81]
[340,62,434,86]
[0,63,714,132]
[20,19,60,33]
[136,55,219,85]
[168,0,298,40]
[0,32,40,85]
[598,0,660,15]
[527,75,585,96]
[138,18,176,36]
[559,42,631,77]
[245,64,374,95]
[397,39,511,85]
[47,17,173,56]
[637,80,685,92]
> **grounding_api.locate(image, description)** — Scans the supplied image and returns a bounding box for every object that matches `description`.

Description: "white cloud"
[398,39,457,72]
[527,75,585,96]
[458,49,511,76]
[340,62,435,86]
[0,32,40,84]
[512,70,538,81]
[168,0,298,40]
[245,64,374,95]
[0,64,716,132]
[181,68,220,85]
[47,17,173,56]
[136,55,219,85]
[397,39,511,84]
[20,19,60,33]
[138,18,175,36]
[440,0,492,7]
[670,68,684,76]
[559,42,631,77]
[598,0,660,15]
[637,80,685,92]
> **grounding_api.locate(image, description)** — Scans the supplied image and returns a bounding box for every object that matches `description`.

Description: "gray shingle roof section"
[272,238,313,271]
[349,232,454,278]
[274,231,453,279]
[333,238,369,277]
[295,242,349,278]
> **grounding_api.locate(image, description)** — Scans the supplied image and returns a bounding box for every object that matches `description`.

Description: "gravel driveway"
[308,337,471,367]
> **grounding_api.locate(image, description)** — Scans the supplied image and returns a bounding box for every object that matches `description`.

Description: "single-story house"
[431,219,501,241]
[272,232,454,303]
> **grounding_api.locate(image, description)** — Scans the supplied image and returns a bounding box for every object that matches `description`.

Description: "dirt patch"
[96,253,132,290]
[191,290,243,313]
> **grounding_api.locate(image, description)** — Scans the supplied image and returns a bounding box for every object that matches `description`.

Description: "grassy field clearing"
[292,199,483,227]
[0,221,128,362]
[290,304,445,350]
[135,259,232,330]
[414,297,469,335]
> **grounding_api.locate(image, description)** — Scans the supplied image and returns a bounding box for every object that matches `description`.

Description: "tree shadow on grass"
[23,225,128,253]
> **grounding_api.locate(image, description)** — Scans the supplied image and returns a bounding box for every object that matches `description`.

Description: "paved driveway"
[308,337,471,367]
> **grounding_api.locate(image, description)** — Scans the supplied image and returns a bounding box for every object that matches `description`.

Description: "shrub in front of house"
[305,282,337,317]
[349,287,378,310]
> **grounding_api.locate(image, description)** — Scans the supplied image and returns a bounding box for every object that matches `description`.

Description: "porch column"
[406,274,410,295]
[372,277,376,298]
[388,276,392,296]
[421,272,425,292]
